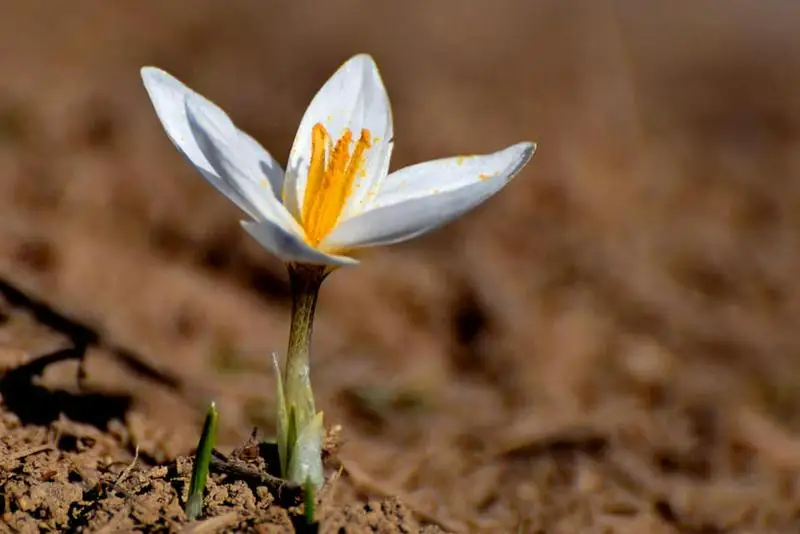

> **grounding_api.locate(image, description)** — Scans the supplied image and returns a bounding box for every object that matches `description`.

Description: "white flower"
[141,54,536,266]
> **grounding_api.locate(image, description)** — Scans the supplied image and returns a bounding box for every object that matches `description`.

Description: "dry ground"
[2,1,800,532]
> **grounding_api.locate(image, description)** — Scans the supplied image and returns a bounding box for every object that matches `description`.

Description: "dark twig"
[208,449,303,504]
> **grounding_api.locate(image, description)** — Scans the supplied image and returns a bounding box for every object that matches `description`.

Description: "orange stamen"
[301,123,372,246]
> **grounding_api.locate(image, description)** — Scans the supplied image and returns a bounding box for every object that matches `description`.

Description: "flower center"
[301,123,372,246]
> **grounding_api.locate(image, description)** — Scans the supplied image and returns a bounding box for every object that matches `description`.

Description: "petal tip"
[526,141,537,156]
[342,53,381,81]
[140,67,190,104]
[518,141,537,154]
[349,53,377,68]
[512,141,537,168]
[140,66,171,86]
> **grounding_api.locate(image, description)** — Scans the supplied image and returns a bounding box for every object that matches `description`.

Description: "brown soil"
[3,1,800,533]
[0,372,435,533]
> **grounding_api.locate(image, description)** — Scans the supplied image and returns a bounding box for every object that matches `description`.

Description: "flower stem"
[284,263,328,421]
[277,263,329,488]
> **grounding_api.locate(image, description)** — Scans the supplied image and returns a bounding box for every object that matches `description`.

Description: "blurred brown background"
[2,0,800,531]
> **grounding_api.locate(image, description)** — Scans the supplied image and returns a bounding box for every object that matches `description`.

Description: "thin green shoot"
[304,477,316,525]
[185,401,218,521]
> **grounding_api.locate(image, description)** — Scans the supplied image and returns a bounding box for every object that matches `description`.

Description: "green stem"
[284,263,328,424]
[304,478,317,525]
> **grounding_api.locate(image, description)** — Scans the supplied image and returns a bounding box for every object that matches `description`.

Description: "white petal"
[242,221,357,266]
[140,67,284,218]
[283,54,393,220]
[323,142,535,248]
[238,130,285,200]
[187,100,356,266]
[185,97,299,232]
[140,67,220,178]
[370,142,536,210]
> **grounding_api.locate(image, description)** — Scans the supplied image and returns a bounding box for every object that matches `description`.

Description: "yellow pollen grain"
[301,123,372,246]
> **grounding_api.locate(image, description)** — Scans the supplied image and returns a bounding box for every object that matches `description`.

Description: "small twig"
[113,445,140,490]
[7,443,53,462]
[182,512,240,534]
[339,458,466,533]
[208,450,303,503]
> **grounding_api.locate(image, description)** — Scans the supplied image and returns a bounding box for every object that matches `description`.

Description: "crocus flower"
[140,54,535,493]
[140,55,535,267]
